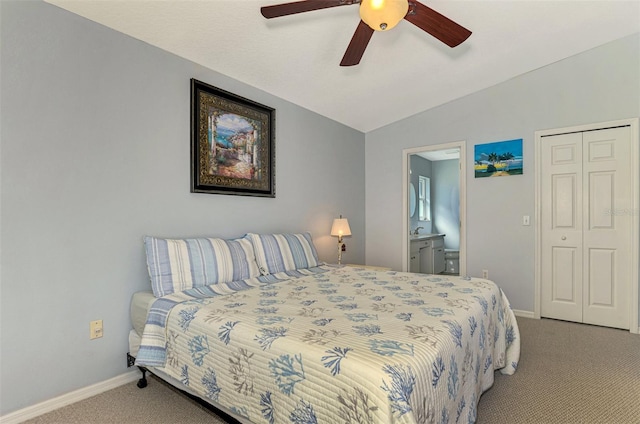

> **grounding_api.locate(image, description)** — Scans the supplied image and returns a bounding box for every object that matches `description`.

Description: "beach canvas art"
[474,139,523,178]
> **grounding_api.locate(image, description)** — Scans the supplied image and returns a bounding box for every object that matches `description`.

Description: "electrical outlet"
[482,269,489,279]
[90,320,103,340]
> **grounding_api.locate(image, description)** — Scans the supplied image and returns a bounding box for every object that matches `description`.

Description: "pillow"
[144,235,260,297]
[248,232,319,275]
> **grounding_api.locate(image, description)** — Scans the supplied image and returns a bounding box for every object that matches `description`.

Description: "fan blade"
[340,20,374,66]
[261,0,357,19]
[404,1,471,47]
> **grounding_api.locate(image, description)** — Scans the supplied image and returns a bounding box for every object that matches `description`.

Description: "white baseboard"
[510,311,640,334]
[0,370,139,424]
[513,309,536,319]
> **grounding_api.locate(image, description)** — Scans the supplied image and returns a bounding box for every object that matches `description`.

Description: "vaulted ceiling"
[46,0,640,132]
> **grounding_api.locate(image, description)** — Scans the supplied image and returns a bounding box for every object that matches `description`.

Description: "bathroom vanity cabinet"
[409,234,445,274]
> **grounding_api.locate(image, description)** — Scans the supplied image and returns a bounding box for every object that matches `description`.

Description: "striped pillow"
[144,236,260,298]
[248,232,319,275]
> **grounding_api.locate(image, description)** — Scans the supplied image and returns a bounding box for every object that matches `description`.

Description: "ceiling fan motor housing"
[360,0,409,31]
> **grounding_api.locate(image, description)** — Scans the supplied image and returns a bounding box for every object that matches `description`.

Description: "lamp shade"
[331,218,352,237]
[359,0,408,31]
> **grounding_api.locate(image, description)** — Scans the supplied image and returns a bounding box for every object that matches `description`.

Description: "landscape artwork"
[207,112,260,180]
[474,138,523,178]
[191,79,275,197]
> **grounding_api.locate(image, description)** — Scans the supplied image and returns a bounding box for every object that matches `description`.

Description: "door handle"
[561,236,567,240]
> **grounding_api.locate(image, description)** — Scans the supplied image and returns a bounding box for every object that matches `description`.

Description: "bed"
[129,233,520,424]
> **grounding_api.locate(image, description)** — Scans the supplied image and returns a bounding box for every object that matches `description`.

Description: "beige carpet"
[476,317,640,424]
[22,374,231,424]
[23,317,640,424]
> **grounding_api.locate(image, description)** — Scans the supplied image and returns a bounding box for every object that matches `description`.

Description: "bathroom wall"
[409,155,432,234]
[432,159,460,250]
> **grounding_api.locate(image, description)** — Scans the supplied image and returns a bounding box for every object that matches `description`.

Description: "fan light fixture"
[359,0,409,31]
[260,0,472,66]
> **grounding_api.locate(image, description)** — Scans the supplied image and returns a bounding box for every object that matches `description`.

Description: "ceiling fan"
[260,0,472,66]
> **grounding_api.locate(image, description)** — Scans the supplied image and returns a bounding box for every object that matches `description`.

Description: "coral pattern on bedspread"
[137,265,520,424]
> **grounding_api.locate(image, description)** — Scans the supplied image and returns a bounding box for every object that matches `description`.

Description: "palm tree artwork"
[474,139,523,178]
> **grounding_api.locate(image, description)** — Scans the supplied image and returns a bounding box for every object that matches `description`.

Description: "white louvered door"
[541,126,633,329]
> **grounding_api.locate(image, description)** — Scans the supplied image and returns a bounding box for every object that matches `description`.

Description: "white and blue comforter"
[137,265,520,424]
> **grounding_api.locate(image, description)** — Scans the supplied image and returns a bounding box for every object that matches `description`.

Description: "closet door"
[541,126,632,329]
[541,132,584,323]
[582,127,631,329]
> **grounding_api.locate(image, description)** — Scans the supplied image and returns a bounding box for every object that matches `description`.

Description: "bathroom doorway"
[402,141,467,276]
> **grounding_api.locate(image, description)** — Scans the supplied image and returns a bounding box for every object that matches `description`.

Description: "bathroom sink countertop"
[410,233,445,240]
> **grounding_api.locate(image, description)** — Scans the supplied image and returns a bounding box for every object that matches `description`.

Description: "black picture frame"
[191,79,275,197]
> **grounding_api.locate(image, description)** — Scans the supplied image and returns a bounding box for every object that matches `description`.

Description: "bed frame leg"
[127,352,148,389]
[136,367,148,388]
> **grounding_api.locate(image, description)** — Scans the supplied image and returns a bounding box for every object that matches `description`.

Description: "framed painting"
[474,138,523,178]
[191,79,275,197]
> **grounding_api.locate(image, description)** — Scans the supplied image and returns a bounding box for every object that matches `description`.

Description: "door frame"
[534,118,640,334]
[402,141,467,276]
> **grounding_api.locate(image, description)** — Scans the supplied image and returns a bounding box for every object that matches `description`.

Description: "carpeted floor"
[476,317,640,424]
[21,374,232,424]
[22,317,640,424]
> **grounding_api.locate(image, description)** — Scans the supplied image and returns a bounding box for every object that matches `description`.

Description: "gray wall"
[0,0,365,415]
[365,33,640,314]
[409,155,432,234]
[432,159,460,250]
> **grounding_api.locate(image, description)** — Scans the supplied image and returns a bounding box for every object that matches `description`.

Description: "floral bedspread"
[141,266,520,424]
